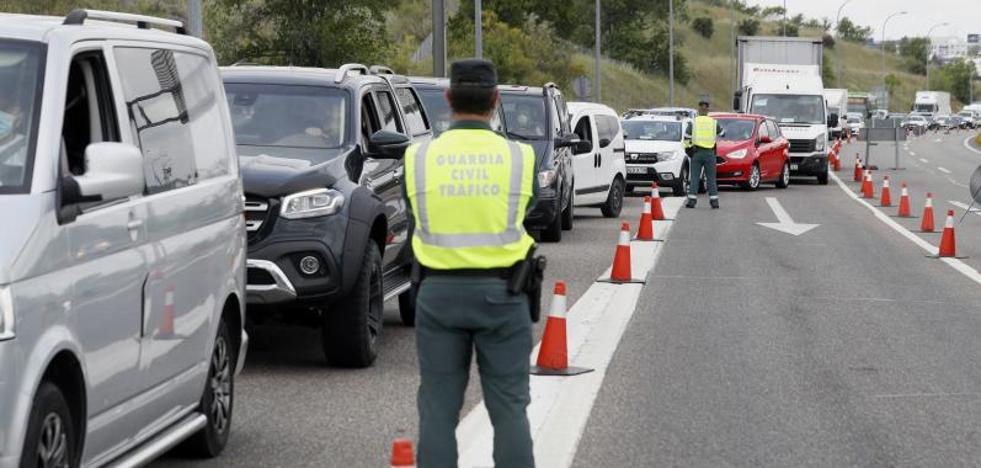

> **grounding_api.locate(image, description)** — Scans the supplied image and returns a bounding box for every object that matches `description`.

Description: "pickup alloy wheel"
[323,244,383,367]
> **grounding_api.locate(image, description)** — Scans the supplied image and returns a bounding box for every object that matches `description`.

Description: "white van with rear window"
[567,102,626,218]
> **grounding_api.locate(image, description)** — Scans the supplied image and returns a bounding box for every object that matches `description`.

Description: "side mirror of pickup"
[368,130,411,159]
[827,113,840,129]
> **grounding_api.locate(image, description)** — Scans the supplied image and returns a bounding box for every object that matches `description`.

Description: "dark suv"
[221,64,431,367]
[409,76,507,136]
[499,83,577,242]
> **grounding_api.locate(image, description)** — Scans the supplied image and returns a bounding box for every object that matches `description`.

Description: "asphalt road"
[575,132,981,466]
[153,194,650,467]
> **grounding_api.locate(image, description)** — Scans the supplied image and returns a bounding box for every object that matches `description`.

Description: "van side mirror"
[70,142,145,203]
[573,139,593,154]
[554,133,580,149]
[828,113,839,128]
[368,130,411,159]
[599,137,612,148]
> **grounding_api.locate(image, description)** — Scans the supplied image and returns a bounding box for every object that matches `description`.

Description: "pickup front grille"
[788,139,816,153]
[244,195,275,243]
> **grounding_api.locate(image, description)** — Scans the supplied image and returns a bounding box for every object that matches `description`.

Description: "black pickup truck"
[222,64,431,367]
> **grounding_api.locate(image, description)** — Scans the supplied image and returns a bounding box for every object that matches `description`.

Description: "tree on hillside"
[737,18,760,36]
[692,17,714,39]
[937,60,976,103]
[898,36,930,75]
[836,17,872,43]
[207,0,393,67]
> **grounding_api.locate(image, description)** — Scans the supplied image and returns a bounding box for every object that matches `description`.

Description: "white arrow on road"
[756,197,820,236]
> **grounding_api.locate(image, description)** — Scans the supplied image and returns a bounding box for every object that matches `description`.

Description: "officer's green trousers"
[416,276,534,468]
[688,147,719,199]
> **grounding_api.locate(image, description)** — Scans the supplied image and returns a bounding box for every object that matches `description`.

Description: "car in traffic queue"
[956,110,976,129]
[499,83,578,242]
[408,76,507,137]
[711,113,791,190]
[845,114,864,137]
[221,63,427,366]
[902,114,929,133]
[621,114,694,197]
[0,10,248,468]
[567,101,627,217]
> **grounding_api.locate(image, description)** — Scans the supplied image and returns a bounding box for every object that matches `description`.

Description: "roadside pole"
[668,0,674,106]
[432,0,447,77]
[475,0,482,59]
[595,0,601,103]
[188,0,202,38]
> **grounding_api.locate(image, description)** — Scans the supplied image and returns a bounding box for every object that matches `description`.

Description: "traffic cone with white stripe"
[880,176,892,207]
[833,151,842,172]
[853,156,863,182]
[930,210,967,258]
[390,439,415,467]
[861,170,874,199]
[635,197,655,241]
[531,281,593,376]
[598,222,645,284]
[920,192,935,232]
[896,182,913,217]
[650,183,667,221]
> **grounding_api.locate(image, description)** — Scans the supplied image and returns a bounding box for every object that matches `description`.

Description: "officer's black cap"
[450,59,498,89]
[698,95,711,106]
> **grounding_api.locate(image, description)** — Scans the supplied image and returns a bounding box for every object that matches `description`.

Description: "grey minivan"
[0,10,247,468]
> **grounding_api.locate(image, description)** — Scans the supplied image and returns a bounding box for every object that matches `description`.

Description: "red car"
[711,113,791,190]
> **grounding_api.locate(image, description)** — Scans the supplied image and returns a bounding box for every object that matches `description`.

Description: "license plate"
[627,167,647,174]
[790,164,799,171]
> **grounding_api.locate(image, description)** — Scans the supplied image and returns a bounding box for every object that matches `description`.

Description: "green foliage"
[884,73,900,98]
[822,52,835,84]
[897,36,930,75]
[936,60,977,103]
[692,17,714,39]
[823,34,836,50]
[737,18,759,36]
[759,6,785,20]
[836,17,872,43]
[206,0,393,67]
[448,11,585,91]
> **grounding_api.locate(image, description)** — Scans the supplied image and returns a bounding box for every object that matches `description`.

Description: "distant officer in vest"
[404,58,539,468]
[685,96,725,209]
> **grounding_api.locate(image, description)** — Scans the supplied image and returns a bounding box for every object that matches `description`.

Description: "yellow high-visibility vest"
[692,115,718,149]
[404,128,536,270]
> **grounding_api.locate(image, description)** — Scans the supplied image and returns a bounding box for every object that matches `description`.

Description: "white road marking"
[948,200,981,215]
[909,151,916,156]
[756,197,820,236]
[831,172,981,288]
[456,198,684,468]
[947,177,969,188]
[919,158,929,163]
[964,135,981,155]
[938,166,952,174]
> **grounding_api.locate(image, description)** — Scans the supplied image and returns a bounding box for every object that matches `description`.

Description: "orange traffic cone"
[896,182,913,217]
[390,439,415,467]
[932,209,966,258]
[920,192,935,232]
[531,282,593,376]
[861,170,874,199]
[853,156,863,182]
[880,176,892,207]
[598,222,645,284]
[160,286,176,338]
[833,152,842,172]
[650,183,667,221]
[636,197,655,241]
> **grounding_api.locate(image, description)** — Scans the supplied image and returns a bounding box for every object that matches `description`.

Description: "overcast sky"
[742,0,981,41]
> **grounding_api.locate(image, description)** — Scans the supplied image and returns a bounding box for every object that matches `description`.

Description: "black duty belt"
[421,266,512,279]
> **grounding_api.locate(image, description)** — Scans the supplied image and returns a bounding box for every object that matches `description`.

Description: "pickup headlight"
[726,149,748,159]
[538,170,557,187]
[280,188,345,219]
[815,136,826,152]
[658,151,678,161]
[0,286,14,341]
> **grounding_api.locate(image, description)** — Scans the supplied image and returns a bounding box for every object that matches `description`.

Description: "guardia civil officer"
[685,96,725,209]
[404,59,539,468]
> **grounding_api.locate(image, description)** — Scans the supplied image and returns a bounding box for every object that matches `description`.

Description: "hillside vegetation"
[587,2,928,113]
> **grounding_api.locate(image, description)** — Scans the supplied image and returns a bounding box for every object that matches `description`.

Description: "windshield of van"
[751,94,825,125]
[225,83,348,152]
[501,94,548,140]
[622,120,681,141]
[715,119,756,142]
[0,40,43,194]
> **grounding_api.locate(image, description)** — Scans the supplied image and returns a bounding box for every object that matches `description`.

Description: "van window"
[0,40,43,194]
[114,48,230,193]
[596,115,620,147]
[361,93,381,143]
[573,116,594,150]
[394,87,428,136]
[374,90,403,133]
[62,51,119,177]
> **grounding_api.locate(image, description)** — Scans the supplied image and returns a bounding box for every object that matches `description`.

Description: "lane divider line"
[919,158,929,163]
[938,166,952,174]
[456,197,685,468]
[831,171,981,286]
[948,200,981,215]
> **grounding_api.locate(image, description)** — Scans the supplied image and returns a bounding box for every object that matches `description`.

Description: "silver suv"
[0,10,246,468]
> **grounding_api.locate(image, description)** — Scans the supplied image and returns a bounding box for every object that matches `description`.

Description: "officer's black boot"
[710,198,720,209]
[685,198,696,209]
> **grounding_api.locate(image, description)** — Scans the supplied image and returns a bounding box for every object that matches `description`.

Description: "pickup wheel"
[323,244,382,367]
[21,382,77,468]
[398,285,416,326]
[600,177,624,218]
[540,211,562,242]
[183,317,234,457]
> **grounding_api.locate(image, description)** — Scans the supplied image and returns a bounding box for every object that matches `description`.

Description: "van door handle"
[127,219,144,230]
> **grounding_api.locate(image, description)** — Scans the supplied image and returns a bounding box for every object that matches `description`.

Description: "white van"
[567,102,627,217]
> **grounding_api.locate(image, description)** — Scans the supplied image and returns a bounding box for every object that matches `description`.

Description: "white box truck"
[733,36,835,185]
[824,88,848,140]
[913,91,952,118]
